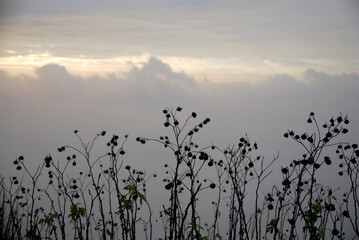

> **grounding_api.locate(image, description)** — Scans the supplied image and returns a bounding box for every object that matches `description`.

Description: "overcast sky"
[1,0,359,171]
[1,3,359,236]
[0,0,358,81]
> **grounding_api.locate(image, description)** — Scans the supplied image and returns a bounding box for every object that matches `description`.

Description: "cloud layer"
[1,0,358,77]
[1,57,358,163]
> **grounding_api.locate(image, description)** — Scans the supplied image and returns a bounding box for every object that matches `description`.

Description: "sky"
[0,0,358,82]
[1,1,359,237]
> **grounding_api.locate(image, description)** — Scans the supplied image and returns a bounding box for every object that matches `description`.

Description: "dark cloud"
[121,57,199,112]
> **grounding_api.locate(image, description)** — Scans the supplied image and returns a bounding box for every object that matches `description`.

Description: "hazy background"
[1,1,359,237]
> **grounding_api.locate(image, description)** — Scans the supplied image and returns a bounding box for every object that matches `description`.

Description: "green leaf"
[137,191,146,204]
[79,207,86,217]
[124,185,134,192]
[68,203,86,222]
[312,204,323,214]
[266,219,278,234]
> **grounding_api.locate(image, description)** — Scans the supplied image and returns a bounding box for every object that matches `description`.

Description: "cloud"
[1,58,359,130]
[305,68,359,82]
[0,57,201,117]
[1,58,359,122]
[1,0,358,66]
[1,57,359,179]
[122,57,199,111]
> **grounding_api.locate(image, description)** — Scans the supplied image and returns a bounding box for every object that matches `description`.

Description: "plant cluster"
[0,107,358,240]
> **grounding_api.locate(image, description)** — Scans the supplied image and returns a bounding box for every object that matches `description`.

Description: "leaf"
[68,203,86,222]
[266,219,278,234]
[79,207,87,217]
[137,191,146,205]
[312,204,323,214]
[124,185,134,192]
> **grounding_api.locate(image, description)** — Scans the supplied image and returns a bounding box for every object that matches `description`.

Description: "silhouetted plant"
[217,135,277,240]
[0,131,151,240]
[0,108,358,240]
[335,141,359,237]
[137,107,215,240]
[270,112,354,240]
